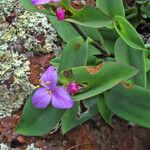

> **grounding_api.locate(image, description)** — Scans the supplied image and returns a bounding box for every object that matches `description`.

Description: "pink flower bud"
[67,82,79,94]
[56,7,65,21]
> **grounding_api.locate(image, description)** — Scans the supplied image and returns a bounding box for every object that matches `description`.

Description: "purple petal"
[51,86,74,109]
[32,87,52,109]
[32,0,51,5]
[40,66,58,90]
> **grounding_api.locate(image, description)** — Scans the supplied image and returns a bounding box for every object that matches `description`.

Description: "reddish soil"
[1,111,150,150]
[28,54,54,85]
[0,53,150,150]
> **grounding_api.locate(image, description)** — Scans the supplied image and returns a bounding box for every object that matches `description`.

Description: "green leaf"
[144,51,150,72]
[98,95,112,124]
[61,96,99,134]
[49,16,80,43]
[88,44,101,56]
[96,0,125,17]
[60,0,73,12]
[146,53,150,89]
[60,62,138,101]
[113,16,145,50]
[99,28,118,53]
[50,15,104,45]
[87,56,102,66]
[16,96,65,136]
[105,84,150,128]
[104,57,116,62]
[82,26,104,44]
[147,71,150,89]
[115,38,146,87]
[59,37,88,71]
[66,6,112,28]
[19,0,52,15]
[50,57,60,68]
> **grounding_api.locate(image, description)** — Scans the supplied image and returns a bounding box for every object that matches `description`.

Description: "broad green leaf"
[146,52,150,89]
[104,57,116,62]
[87,56,102,66]
[60,62,138,101]
[96,0,125,17]
[82,27,104,44]
[59,37,88,71]
[16,96,65,136]
[105,84,150,128]
[88,44,101,56]
[61,96,99,134]
[115,38,146,87]
[66,6,112,28]
[99,28,118,53]
[49,15,103,57]
[147,71,150,89]
[113,16,145,50]
[144,51,150,72]
[19,0,52,15]
[50,15,104,45]
[50,57,60,68]
[60,0,74,12]
[49,16,80,42]
[98,95,112,124]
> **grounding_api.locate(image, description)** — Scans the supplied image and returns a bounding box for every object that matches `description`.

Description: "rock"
[0,0,62,54]
[0,50,35,118]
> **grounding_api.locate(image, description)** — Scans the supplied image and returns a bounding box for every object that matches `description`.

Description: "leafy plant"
[16,0,150,136]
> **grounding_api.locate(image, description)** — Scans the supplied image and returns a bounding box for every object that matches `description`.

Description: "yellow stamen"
[46,81,51,84]
[35,85,40,89]
[47,91,52,95]
[39,79,42,82]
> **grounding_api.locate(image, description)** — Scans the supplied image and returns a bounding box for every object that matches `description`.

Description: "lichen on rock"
[26,143,41,150]
[0,0,62,54]
[0,50,35,118]
[0,0,63,118]
[0,143,9,150]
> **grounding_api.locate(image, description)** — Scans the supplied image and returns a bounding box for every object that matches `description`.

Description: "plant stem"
[91,40,110,55]
[70,22,87,40]
[70,22,110,56]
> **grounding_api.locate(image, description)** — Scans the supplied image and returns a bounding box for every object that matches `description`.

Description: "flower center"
[38,79,52,94]
[39,79,42,82]
[47,91,52,95]
[35,85,40,89]
[39,79,51,87]
[46,81,51,84]
[46,87,52,95]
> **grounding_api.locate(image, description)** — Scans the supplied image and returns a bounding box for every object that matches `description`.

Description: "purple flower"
[68,82,79,94]
[32,66,74,109]
[56,7,65,21]
[32,0,51,5]
[32,0,60,5]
